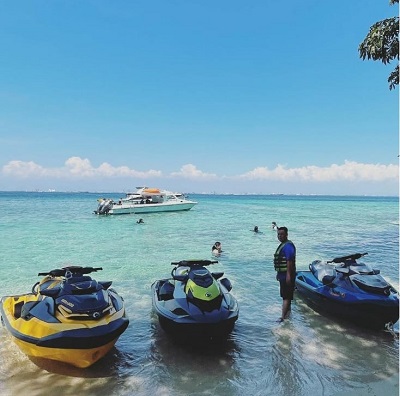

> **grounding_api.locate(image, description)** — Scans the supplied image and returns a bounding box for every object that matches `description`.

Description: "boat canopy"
[142,188,161,194]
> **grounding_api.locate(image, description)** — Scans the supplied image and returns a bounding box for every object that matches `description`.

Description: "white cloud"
[1,158,398,186]
[2,160,60,177]
[65,157,162,178]
[237,161,399,182]
[2,157,162,179]
[170,164,218,180]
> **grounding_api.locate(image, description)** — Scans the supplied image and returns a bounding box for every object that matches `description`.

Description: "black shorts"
[277,276,295,300]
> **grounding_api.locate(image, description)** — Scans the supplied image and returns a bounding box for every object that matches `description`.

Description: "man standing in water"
[274,226,296,322]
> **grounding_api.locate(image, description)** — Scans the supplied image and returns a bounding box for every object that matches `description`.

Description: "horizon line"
[0,190,398,198]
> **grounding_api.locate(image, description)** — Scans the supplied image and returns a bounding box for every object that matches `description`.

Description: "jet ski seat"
[310,261,335,283]
[172,266,190,282]
[175,266,190,277]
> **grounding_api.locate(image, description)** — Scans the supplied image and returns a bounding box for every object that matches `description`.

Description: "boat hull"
[0,292,129,368]
[110,201,196,215]
[12,337,119,368]
[295,271,399,329]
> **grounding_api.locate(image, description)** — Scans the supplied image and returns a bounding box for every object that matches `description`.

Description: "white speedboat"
[94,189,197,215]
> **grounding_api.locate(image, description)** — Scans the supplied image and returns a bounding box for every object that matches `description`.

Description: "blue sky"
[0,0,398,195]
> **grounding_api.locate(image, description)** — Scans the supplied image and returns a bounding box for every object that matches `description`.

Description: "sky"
[0,0,398,195]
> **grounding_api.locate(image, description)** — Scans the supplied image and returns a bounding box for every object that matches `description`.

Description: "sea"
[0,191,398,396]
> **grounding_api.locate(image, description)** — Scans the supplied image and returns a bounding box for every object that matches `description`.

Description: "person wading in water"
[273,226,296,322]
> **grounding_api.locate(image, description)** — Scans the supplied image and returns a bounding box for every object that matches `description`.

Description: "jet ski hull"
[157,314,237,338]
[11,337,120,368]
[296,271,399,329]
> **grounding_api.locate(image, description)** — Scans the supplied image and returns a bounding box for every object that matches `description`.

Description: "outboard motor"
[96,199,113,214]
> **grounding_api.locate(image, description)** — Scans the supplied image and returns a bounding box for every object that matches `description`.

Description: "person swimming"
[137,218,144,224]
[212,242,222,256]
[272,222,278,231]
[254,226,259,233]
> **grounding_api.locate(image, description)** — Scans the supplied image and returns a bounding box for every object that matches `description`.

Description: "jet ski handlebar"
[170,260,218,267]
[327,252,368,264]
[38,266,103,277]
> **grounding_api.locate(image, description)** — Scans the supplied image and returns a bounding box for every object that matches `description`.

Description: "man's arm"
[284,244,296,284]
[286,259,295,284]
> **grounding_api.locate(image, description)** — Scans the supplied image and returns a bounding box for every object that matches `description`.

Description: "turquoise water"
[0,192,398,396]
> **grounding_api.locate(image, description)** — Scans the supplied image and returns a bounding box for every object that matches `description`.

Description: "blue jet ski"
[295,253,399,329]
[151,260,239,339]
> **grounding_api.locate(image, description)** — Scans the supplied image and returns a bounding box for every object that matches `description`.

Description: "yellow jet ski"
[0,266,129,368]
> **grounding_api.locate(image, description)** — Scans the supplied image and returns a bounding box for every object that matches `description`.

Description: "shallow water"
[0,192,398,396]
